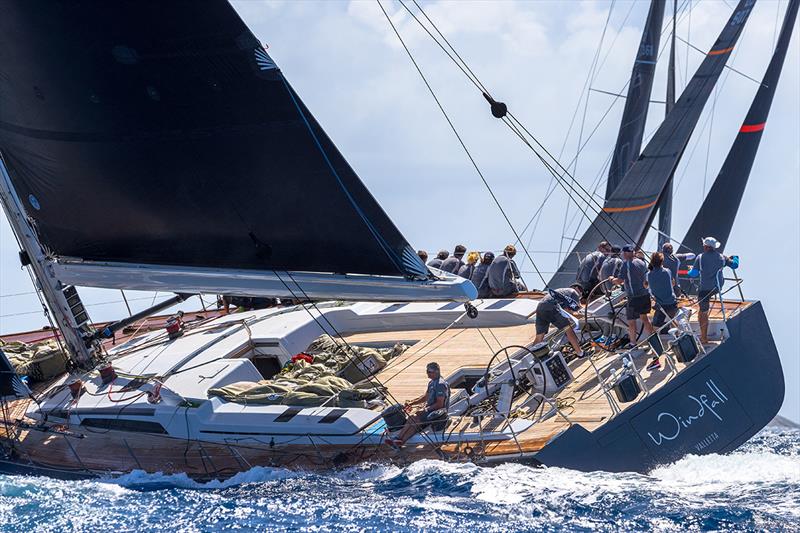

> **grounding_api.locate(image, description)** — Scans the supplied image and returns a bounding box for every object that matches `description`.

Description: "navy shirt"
[487,255,518,296]
[538,288,581,312]
[697,251,731,291]
[662,254,680,281]
[618,258,648,297]
[427,258,444,270]
[647,267,677,306]
[457,263,475,280]
[426,378,450,410]
[577,251,604,284]
[440,256,464,274]
[471,263,490,288]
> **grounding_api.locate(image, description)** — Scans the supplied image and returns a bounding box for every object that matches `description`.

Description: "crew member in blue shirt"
[692,236,735,344]
[646,252,679,371]
[440,245,467,274]
[388,362,450,446]
[427,250,449,270]
[611,245,654,348]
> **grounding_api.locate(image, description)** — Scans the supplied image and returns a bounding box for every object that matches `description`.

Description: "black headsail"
[605,0,666,200]
[0,1,431,285]
[678,0,799,257]
[549,0,756,289]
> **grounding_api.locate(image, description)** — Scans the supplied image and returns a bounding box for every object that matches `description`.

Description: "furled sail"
[549,0,756,289]
[678,0,799,257]
[0,1,473,301]
[605,0,666,200]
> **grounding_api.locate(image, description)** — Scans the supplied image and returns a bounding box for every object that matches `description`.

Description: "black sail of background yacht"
[604,0,665,200]
[549,0,755,289]
[0,1,432,284]
[677,0,800,259]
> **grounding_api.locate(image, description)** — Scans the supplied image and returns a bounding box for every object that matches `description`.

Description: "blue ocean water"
[0,428,798,532]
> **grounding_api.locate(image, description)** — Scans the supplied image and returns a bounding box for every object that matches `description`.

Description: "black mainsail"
[605,0,666,200]
[549,0,756,288]
[0,1,450,297]
[678,0,799,256]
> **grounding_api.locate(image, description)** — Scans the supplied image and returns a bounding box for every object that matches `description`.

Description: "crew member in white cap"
[693,236,735,344]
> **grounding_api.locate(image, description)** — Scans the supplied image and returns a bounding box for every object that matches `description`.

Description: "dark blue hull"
[532,301,784,473]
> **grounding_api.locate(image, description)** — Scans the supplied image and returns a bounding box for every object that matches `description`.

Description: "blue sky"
[1,0,798,420]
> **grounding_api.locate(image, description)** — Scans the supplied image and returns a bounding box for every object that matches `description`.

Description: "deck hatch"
[318,409,347,424]
[274,407,302,422]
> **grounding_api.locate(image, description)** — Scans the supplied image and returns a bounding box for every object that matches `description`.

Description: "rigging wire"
[392,1,649,259]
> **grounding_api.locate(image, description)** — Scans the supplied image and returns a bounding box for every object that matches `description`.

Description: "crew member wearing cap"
[387,362,450,446]
[485,245,526,297]
[473,252,495,298]
[533,283,585,357]
[611,245,654,347]
[427,250,449,270]
[458,251,480,280]
[576,241,611,299]
[692,236,735,344]
[661,242,695,296]
[599,245,623,295]
[441,245,467,274]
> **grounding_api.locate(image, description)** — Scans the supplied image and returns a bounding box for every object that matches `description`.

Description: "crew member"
[599,246,623,294]
[458,251,480,280]
[533,283,585,358]
[485,245,525,297]
[387,362,450,446]
[692,236,735,344]
[472,252,494,298]
[576,241,611,298]
[427,250,449,269]
[440,245,467,274]
[611,245,653,348]
[661,242,695,296]
[417,250,429,264]
[646,252,679,371]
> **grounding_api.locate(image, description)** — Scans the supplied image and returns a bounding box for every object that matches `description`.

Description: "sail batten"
[678,0,799,256]
[0,1,429,283]
[550,0,756,288]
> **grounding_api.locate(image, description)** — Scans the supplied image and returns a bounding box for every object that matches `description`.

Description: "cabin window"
[80,418,166,434]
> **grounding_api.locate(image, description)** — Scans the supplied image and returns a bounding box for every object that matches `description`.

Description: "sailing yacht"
[0,0,795,479]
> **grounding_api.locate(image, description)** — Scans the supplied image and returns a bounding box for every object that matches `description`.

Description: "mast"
[657,0,678,249]
[605,0,666,200]
[0,154,96,367]
[678,0,799,256]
